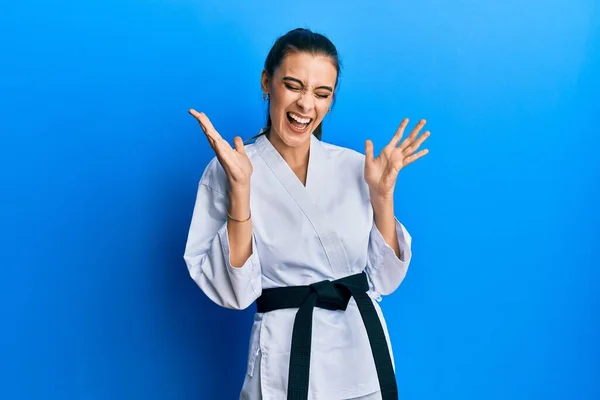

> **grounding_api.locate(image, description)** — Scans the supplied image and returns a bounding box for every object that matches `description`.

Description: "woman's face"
[262,52,337,148]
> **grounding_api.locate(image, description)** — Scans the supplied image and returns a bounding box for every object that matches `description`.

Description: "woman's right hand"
[189,109,253,191]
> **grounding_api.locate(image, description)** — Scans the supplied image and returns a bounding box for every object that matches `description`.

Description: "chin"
[288,128,314,146]
[273,121,315,147]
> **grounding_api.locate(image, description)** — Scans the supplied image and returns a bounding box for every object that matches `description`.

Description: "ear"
[261,69,270,93]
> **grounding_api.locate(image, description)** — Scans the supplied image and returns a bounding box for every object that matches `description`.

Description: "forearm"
[371,193,402,259]
[227,188,253,268]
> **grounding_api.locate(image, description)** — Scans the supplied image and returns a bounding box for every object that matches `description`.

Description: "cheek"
[269,102,285,130]
[269,91,284,113]
[316,102,331,119]
[268,99,280,119]
[269,92,292,120]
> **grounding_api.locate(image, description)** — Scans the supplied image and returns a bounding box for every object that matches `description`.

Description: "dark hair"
[259,28,342,141]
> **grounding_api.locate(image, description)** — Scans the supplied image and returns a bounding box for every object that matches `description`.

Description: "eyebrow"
[283,76,333,92]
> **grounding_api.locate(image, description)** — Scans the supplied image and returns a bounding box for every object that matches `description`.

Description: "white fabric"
[184,133,413,400]
[240,347,383,400]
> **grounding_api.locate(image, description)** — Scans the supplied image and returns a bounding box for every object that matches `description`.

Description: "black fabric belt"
[256,271,398,400]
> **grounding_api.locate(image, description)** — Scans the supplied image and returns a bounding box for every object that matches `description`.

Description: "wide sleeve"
[183,182,262,310]
[365,217,412,297]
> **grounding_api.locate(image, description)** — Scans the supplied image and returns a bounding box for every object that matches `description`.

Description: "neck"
[267,130,311,170]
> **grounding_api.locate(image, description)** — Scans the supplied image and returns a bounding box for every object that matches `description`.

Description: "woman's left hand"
[365,118,430,200]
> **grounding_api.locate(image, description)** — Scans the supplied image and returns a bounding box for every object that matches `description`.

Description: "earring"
[328,107,331,112]
[262,93,270,101]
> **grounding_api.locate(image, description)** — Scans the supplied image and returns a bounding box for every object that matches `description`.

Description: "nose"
[296,90,315,113]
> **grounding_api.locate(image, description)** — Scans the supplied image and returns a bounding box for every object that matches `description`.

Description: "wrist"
[369,190,394,208]
[228,187,250,221]
[230,184,250,198]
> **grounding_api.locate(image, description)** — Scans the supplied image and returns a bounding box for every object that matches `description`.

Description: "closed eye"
[284,84,301,91]
[283,78,332,99]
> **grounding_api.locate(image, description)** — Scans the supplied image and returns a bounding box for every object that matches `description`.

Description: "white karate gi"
[184,132,413,400]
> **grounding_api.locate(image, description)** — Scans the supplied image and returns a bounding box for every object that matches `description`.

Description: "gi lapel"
[254,134,351,277]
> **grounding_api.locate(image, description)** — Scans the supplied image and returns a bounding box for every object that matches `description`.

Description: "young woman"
[184,28,430,400]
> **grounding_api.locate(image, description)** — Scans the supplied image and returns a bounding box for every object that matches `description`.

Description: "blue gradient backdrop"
[1,1,598,399]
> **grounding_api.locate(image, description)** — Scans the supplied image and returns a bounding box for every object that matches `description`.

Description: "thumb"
[233,136,246,155]
[365,139,375,163]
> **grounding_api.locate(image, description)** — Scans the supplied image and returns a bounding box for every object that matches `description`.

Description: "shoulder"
[198,157,228,195]
[318,139,371,199]
[318,139,366,171]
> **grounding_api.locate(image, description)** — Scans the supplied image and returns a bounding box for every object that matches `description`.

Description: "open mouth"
[286,112,313,133]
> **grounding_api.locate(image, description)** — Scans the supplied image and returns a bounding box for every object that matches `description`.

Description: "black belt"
[256,272,398,400]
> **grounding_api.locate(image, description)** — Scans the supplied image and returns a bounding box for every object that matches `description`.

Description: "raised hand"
[189,109,253,190]
[364,118,430,200]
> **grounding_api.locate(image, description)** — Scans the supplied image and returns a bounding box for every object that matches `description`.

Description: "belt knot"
[309,280,351,311]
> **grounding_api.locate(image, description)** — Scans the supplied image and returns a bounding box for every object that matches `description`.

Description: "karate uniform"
[184,133,412,399]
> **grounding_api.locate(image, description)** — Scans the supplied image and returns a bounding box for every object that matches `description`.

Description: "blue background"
[1,0,598,399]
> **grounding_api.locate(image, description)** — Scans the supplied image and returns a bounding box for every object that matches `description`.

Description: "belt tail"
[348,287,399,400]
[287,293,318,400]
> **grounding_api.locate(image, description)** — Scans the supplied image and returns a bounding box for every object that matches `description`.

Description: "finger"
[404,148,429,165]
[365,139,375,163]
[199,125,230,162]
[388,118,409,148]
[188,109,212,138]
[233,136,247,155]
[399,119,426,151]
[212,135,235,161]
[207,135,216,149]
[188,108,206,129]
[206,136,223,160]
[405,131,431,154]
[189,109,223,141]
[212,141,233,171]
[198,121,217,150]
